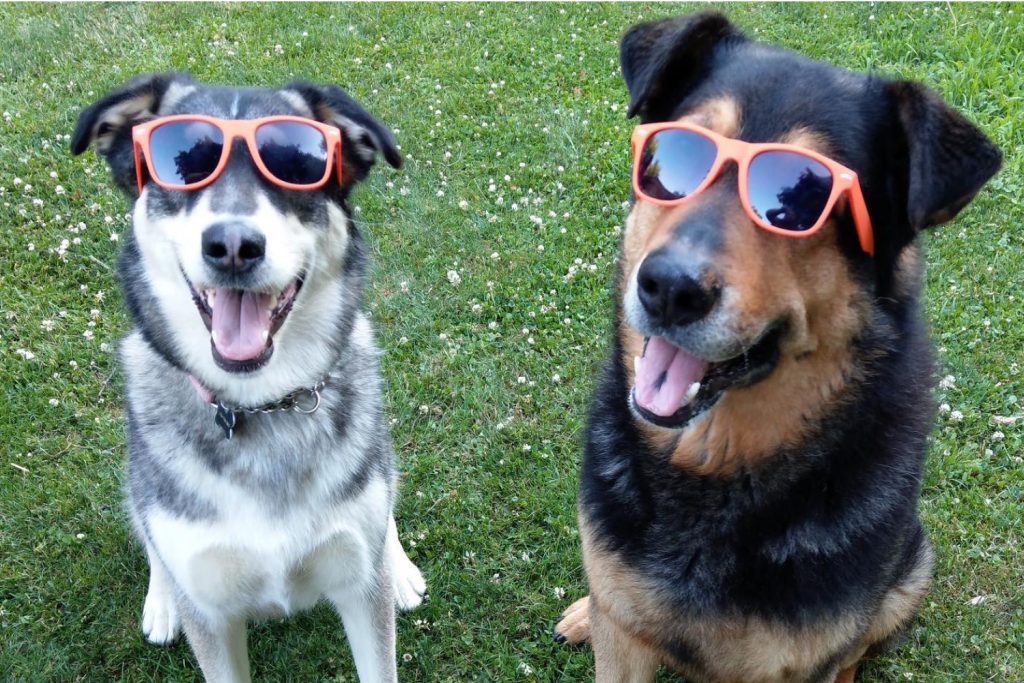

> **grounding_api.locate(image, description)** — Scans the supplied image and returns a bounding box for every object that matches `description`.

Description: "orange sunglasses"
[131,115,343,193]
[631,122,874,256]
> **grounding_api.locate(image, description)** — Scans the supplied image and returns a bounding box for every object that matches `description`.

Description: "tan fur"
[565,524,934,682]
[570,518,872,682]
[92,93,158,153]
[833,663,859,683]
[619,113,872,474]
[669,221,870,473]
[779,126,834,155]
[557,597,592,645]
[859,541,934,648]
[892,245,922,300]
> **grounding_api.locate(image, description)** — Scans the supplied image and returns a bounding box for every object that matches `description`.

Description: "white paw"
[141,587,180,645]
[393,555,426,611]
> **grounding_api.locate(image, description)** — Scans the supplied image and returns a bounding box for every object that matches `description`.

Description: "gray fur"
[73,75,420,682]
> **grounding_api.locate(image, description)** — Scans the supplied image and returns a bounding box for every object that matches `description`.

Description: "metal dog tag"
[215,404,237,440]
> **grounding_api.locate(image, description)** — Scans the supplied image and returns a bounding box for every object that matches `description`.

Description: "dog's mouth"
[187,275,304,373]
[630,325,783,430]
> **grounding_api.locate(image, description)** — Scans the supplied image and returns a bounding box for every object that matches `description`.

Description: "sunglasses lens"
[636,129,717,201]
[255,121,330,186]
[748,152,833,232]
[149,121,224,187]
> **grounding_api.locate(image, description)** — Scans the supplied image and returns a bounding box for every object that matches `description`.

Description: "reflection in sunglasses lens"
[748,152,833,232]
[150,121,224,186]
[638,130,717,201]
[255,122,329,186]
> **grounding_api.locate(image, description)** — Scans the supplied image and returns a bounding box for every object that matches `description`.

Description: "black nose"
[636,251,718,327]
[202,222,265,275]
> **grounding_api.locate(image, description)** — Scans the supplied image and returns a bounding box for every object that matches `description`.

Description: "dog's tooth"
[261,329,269,342]
[211,329,220,345]
[268,293,279,310]
[206,289,216,307]
[680,381,701,408]
[633,355,642,377]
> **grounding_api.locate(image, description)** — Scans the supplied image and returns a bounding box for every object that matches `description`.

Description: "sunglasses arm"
[846,184,874,256]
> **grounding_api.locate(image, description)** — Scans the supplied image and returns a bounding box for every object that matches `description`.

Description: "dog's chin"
[629,324,783,431]
[185,272,305,374]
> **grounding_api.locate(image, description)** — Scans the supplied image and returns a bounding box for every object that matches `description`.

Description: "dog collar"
[187,374,327,440]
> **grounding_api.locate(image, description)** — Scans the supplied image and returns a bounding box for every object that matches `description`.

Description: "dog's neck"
[187,373,330,440]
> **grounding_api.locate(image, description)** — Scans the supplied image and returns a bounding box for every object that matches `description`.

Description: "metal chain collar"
[202,379,328,440]
[214,379,326,415]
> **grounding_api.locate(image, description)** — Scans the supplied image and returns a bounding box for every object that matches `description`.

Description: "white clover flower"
[458,199,469,210]
[446,269,461,286]
[939,375,956,390]
[49,398,59,407]
[488,321,498,330]
[950,410,964,422]
[418,404,429,415]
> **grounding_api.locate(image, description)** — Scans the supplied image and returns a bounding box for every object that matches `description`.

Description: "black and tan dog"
[554,12,1000,683]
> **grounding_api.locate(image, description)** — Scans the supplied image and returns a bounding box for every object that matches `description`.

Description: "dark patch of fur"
[575,10,1002,679]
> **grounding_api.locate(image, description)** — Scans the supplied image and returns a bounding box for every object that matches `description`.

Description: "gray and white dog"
[71,73,425,682]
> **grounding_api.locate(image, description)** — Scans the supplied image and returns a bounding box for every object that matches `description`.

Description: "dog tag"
[215,404,237,440]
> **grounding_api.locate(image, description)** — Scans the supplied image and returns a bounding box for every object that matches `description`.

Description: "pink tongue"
[211,289,272,361]
[634,336,708,417]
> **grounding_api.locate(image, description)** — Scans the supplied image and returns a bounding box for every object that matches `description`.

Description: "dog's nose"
[637,250,718,327]
[202,222,266,275]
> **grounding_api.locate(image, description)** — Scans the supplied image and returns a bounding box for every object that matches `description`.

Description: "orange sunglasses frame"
[631,122,874,256]
[131,115,343,193]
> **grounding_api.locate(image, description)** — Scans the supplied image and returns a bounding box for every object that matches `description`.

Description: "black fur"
[575,12,1002,680]
[619,14,1002,292]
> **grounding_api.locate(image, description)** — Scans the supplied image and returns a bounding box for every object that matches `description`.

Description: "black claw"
[553,631,567,644]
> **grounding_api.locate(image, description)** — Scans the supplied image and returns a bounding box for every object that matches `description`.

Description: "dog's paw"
[554,596,591,646]
[141,587,180,645]
[393,555,426,612]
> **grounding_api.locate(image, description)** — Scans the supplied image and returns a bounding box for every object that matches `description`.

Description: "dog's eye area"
[255,122,329,185]
[748,152,833,232]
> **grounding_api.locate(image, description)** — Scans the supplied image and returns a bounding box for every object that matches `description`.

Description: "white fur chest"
[147,474,389,620]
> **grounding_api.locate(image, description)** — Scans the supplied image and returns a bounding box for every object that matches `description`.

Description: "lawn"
[1,3,1021,681]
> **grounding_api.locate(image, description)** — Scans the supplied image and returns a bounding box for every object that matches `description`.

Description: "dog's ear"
[887,81,1002,232]
[70,72,194,195]
[283,82,401,188]
[620,11,739,121]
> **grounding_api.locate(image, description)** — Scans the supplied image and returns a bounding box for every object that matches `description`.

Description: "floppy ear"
[70,72,194,195]
[888,81,1002,232]
[620,11,739,121]
[283,81,401,188]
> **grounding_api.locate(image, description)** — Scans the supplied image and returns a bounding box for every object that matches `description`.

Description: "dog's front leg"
[179,605,251,683]
[331,562,397,683]
[590,601,660,683]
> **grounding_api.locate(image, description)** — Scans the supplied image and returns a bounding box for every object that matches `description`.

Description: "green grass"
[1,3,1021,681]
